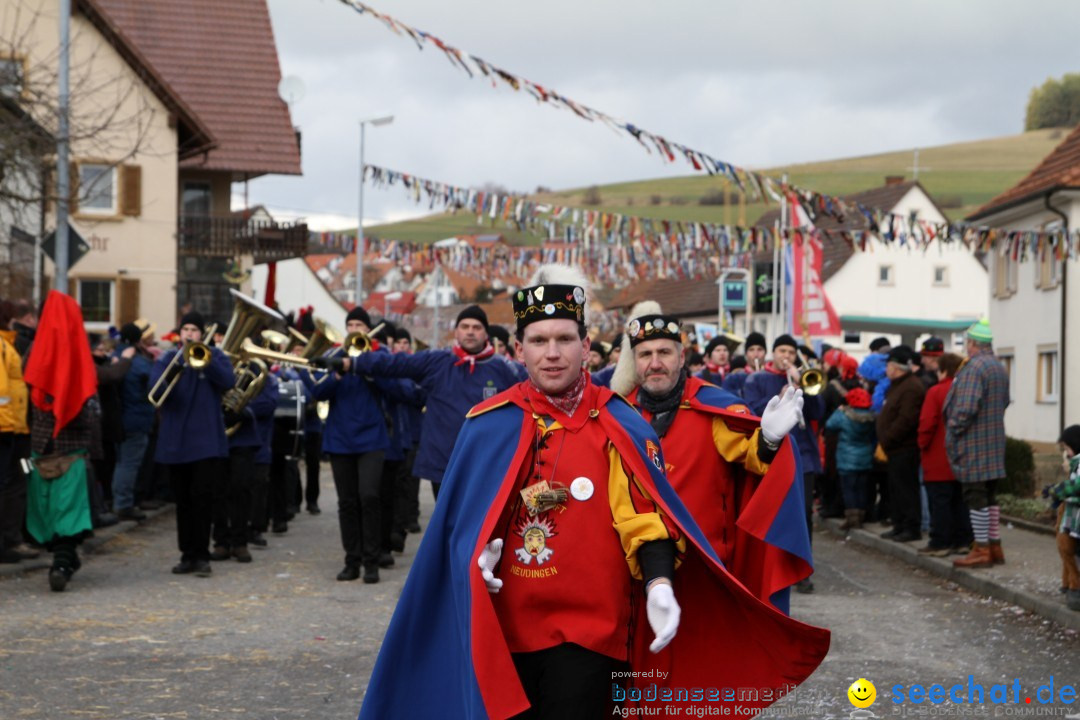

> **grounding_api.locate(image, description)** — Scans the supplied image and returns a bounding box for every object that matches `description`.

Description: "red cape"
[24,291,97,437]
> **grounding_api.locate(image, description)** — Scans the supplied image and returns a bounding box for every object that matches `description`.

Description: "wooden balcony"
[177,215,308,262]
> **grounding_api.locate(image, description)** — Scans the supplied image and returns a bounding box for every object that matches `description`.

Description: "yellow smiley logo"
[847,678,876,709]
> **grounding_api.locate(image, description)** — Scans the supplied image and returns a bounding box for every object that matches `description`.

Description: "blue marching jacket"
[348,348,519,482]
[300,349,394,456]
[113,344,155,435]
[151,346,236,464]
[743,368,824,474]
[229,372,278,452]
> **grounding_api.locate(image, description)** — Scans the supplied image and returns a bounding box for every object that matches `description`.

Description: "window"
[1036,346,1058,404]
[1037,249,1061,290]
[933,266,949,286]
[878,265,894,286]
[994,252,1018,298]
[843,331,861,344]
[998,348,1014,402]
[78,163,117,215]
[77,279,114,324]
[182,182,212,218]
[0,56,24,99]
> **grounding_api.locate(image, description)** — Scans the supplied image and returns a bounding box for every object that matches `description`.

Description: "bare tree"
[0,2,160,296]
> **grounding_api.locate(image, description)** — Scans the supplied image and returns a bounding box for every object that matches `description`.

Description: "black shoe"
[794,578,814,594]
[337,565,360,581]
[249,532,268,548]
[285,506,299,520]
[232,546,252,563]
[138,499,165,511]
[93,512,119,529]
[378,553,395,568]
[210,545,231,561]
[48,567,71,592]
[363,565,380,584]
[390,532,406,553]
[192,561,213,577]
[880,528,900,540]
[171,560,195,574]
[1067,589,1080,611]
[891,531,921,543]
[116,507,147,521]
[307,503,321,515]
[272,521,288,534]
[0,548,23,564]
[406,522,421,534]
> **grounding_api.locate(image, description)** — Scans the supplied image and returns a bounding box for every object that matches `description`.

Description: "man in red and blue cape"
[611,301,813,617]
[358,266,829,720]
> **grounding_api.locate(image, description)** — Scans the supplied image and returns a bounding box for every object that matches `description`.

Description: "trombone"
[343,322,385,358]
[147,323,217,408]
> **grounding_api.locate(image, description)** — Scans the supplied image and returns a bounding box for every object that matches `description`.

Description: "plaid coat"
[944,350,1009,483]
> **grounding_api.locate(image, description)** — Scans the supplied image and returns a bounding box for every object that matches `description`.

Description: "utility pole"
[55,0,71,294]
[356,114,394,307]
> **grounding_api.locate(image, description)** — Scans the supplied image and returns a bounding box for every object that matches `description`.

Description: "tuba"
[219,290,285,431]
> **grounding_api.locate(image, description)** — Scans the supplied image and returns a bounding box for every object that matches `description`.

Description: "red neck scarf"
[24,291,98,437]
[763,361,787,376]
[528,370,588,419]
[704,361,728,376]
[452,341,495,373]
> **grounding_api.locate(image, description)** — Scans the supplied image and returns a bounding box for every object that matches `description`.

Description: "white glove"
[646,582,680,653]
[478,539,503,594]
[760,385,804,445]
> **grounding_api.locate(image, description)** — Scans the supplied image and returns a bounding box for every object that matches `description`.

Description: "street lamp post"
[356,114,394,307]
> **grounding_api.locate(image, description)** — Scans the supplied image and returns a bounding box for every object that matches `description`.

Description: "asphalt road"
[2,475,1079,720]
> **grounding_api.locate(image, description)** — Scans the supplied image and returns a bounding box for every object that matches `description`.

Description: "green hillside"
[365,128,1067,245]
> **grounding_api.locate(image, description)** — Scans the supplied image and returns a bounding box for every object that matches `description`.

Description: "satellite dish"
[277,76,306,106]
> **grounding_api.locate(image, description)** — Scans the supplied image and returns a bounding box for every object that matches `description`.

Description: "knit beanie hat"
[869,336,891,353]
[455,305,489,332]
[745,332,767,351]
[119,322,143,346]
[1060,426,1080,456]
[967,318,992,343]
[346,306,372,328]
[773,334,797,351]
[179,310,205,331]
[846,387,872,409]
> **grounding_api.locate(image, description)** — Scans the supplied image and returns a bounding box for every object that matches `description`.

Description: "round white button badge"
[570,476,594,501]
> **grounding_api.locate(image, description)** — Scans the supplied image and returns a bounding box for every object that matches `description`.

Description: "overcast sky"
[245,0,1080,231]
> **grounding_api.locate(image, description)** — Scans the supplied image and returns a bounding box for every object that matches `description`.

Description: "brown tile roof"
[92,0,302,177]
[77,0,215,159]
[969,124,1080,220]
[608,277,721,318]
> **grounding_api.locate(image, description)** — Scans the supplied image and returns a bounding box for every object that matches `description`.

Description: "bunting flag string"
[340,1,1080,264]
[353,164,1080,271]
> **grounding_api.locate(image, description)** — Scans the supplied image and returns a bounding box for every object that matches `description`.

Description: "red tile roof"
[969,124,1080,220]
[92,0,302,177]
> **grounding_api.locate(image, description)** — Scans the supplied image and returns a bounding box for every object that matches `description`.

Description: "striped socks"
[988,505,1001,542]
[970,508,990,544]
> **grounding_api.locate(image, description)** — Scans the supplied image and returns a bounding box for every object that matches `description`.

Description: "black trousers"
[168,458,218,563]
[0,432,26,550]
[886,447,922,535]
[214,448,255,548]
[393,446,419,534]
[301,431,322,507]
[803,472,816,547]
[510,643,627,719]
[269,454,296,525]
[329,451,385,567]
[925,481,973,549]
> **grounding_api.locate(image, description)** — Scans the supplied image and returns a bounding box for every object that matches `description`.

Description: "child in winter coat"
[824,387,877,529]
[1048,425,1080,611]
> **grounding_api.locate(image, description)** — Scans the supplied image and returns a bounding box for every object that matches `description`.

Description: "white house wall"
[985,197,1080,444]
[824,186,987,350]
[250,259,347,330]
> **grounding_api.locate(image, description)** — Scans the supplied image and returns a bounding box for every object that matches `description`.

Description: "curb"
[1000,513,1056,537]
[0,504,175,580]
[822,518,1080,633]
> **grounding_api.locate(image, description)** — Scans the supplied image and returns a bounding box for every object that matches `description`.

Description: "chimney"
[884,175,905,187]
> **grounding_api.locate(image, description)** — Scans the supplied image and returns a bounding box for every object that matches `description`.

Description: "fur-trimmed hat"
[514,264,591,333]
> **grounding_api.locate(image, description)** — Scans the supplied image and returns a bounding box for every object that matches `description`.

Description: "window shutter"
[118,278,140,325]
[68,161,79,214]
[121,164,141,216]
